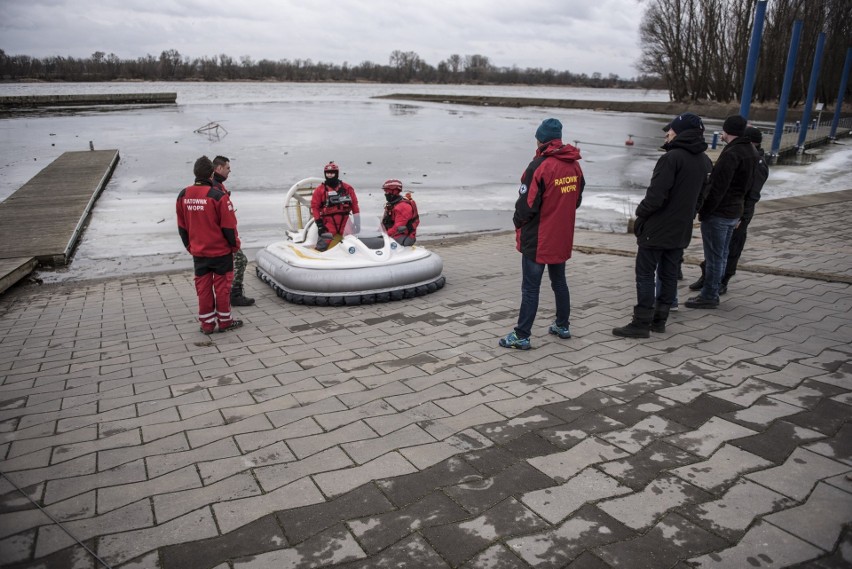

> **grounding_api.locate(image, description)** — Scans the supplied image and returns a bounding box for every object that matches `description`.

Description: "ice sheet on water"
[1,82,848,282]
[761,141,852,199]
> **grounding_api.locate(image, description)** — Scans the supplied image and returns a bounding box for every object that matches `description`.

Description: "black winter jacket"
[698,135,759,220]
[742,147,769,223]
[634,129,712,249]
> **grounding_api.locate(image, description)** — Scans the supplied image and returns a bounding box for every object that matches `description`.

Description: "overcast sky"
[1,0,647,78]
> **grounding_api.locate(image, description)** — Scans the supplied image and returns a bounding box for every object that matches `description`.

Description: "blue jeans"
[515,256,570,339]
[700,215,739,301]
[639,247,680,310]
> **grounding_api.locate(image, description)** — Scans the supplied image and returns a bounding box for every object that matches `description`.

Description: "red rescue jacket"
[514,140,584,264]
[310,181,360,234]
[382,196,418,239]
[176,180,240,258]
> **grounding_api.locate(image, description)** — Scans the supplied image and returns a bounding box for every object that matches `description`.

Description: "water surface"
[1,82,848,282]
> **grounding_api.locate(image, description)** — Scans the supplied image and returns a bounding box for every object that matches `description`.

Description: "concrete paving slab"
[0,192,850,567]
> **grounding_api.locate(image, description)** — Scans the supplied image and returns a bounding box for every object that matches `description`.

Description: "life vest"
[320,183,354,216]
[383,193,419,236]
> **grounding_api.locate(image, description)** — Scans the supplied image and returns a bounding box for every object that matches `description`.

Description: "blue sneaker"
[548,323,572,339]
[499,331,531,350]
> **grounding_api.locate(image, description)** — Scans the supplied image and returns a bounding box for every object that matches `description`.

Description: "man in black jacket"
[613,113,712,338]
[685,115,758,309]
[690,126,769,295]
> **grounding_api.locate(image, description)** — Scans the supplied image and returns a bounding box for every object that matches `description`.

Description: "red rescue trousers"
[192,254,235,332]
[195,271,234,331]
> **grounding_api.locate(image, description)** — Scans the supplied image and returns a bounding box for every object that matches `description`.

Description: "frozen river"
[1,82,849,282]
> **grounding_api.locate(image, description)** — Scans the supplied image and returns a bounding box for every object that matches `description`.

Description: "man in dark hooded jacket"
[613,112,712,338]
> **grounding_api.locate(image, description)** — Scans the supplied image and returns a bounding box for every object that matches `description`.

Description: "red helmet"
[324,161,339,173]
[382,179,403,194]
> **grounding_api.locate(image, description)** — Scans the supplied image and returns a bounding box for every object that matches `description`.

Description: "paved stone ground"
[0,193,850,569]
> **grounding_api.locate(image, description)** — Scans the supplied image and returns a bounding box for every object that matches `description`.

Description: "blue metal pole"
[771,20,803,158]
[796,32,827,151]
[740,0,768,119]
[830,47,852,140]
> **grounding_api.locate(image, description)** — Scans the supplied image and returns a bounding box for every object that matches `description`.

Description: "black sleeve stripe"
[222,228,237,248]
[521,156,546,187]
[206,187,227,201]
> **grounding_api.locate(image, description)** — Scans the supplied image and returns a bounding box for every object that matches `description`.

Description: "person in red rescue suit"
[499,118,584,350]
[176,156,244,334]
[381,179,417,246]
[310,161,361,251]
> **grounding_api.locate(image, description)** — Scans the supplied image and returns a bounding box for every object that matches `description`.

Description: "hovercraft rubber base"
[256,266,446,306]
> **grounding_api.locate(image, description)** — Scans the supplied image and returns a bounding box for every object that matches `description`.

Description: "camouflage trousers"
[232,249,247,289]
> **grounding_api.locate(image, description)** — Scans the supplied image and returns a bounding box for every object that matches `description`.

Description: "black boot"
[612,306,655,338]
[650,304,671,333]
[688,262,706,291]
[719,275,731,296]
[231,285,255,306]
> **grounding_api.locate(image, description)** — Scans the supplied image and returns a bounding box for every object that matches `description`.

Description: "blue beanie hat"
[535,118,562,143]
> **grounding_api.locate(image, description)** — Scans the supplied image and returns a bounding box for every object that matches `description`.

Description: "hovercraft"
[255,177,446,305]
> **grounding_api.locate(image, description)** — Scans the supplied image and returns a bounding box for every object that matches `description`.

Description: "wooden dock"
[0,150,119,294]
[0,93,177,108]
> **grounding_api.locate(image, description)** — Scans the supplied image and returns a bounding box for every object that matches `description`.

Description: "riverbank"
[375,94,851,123]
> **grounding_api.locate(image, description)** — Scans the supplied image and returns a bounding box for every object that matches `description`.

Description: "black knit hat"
[744,126,763,144]
[663,112,705,134]
[722,115,747,137]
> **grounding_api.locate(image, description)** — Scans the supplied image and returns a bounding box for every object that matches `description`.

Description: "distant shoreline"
[375,93,850,123]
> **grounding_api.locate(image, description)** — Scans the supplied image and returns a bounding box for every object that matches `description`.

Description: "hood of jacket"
[662,128,708,155]
[537,139,582,162]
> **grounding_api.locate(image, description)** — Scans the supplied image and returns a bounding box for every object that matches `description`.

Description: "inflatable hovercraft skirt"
[255,177,446,306]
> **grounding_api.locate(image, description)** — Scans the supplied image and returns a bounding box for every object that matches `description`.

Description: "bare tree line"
[639,0,851,105]
[0,48,663,90]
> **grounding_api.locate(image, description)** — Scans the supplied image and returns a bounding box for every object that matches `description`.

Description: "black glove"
[315,219,326,234]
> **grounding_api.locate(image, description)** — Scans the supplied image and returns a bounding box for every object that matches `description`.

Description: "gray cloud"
[0,0,646,77]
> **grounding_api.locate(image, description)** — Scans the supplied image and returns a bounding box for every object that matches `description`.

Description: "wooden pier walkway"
[0,150,119,294]
[0,93,176,108]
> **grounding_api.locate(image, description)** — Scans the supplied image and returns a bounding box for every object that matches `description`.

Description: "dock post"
[771,20,803,162]
[796,32,826,153]
[829,47,852,140]
[740,0,768,120]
